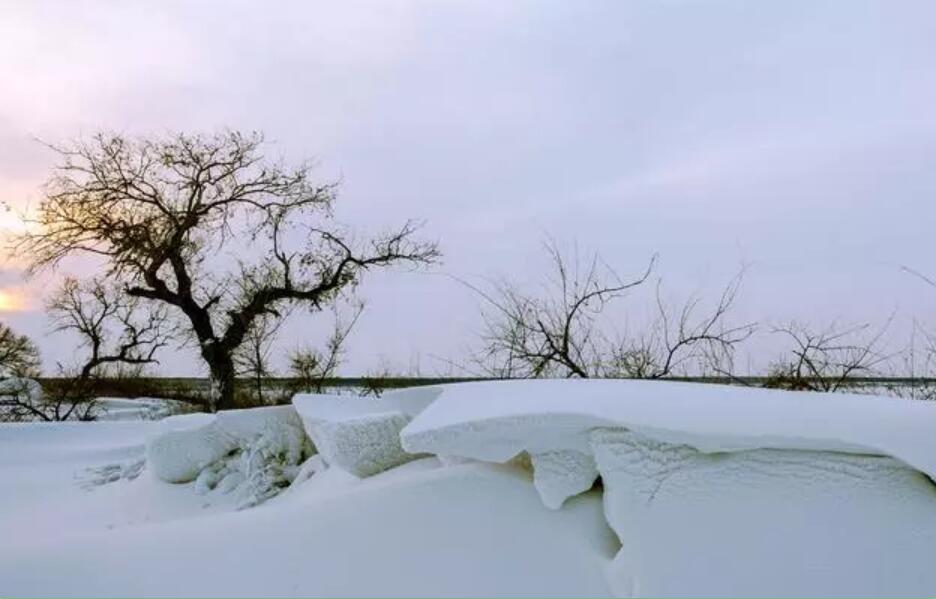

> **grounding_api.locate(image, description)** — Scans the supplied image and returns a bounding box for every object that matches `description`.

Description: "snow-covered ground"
[2,381,936,597]
[0,419,614,597]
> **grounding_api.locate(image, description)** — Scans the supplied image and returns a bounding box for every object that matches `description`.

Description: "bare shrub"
[288,302,363,393]
[765,320,890,392]
[472,239,754,380]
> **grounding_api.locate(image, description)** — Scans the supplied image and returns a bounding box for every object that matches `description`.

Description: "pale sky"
[1,0,935,376]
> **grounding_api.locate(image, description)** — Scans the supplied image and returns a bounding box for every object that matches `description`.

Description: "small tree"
[765,321,889,392]
[15,131,439,411]
[0,322,41,377]
[471,240,656,378]
[607,270,755,379]
[473,239,753,379]
[289,302,363,393]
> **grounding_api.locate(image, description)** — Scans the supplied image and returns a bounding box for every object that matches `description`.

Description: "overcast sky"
[1,0,935,376]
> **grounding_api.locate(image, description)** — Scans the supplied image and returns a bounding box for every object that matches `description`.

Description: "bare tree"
[607,271,755,379]
[289,301,364,393]
[47,277,169,420]
[48,278,168,380]
[471,240,656,378]
[765,320,890,392]
[14,131,439,411]
[2,278,169,421]
[0,322,40,377]
[471,240,650,378]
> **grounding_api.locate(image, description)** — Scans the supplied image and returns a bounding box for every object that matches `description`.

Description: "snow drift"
[7,379,936,597]
[400,379,936,596]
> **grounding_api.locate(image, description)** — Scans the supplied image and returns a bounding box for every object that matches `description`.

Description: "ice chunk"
[292,393,427,477]
[314,412,419,477]
[145,413,234,483]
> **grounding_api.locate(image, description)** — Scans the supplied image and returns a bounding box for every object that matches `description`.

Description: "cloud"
[1,0,935,373]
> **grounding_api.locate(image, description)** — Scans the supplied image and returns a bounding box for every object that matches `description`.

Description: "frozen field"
[2,380,936,597]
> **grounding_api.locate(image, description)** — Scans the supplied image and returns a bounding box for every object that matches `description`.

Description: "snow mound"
[402,379,936,480]
[293,393,429,477]
[591,427,936,597]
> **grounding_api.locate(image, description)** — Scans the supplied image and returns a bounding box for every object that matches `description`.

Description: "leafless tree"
[47,277,169,420]
[0,322,40,377]
[2,277,169,421]
[471,240,656,378]
[606,270,755,379]
[472,240,754,380]
[883,319,936,400]
[13,131,439,411]
[48,277,169,380]
[765,320,890,392]
[289,301,364,393]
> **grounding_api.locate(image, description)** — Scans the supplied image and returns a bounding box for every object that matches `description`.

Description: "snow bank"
[402,379,936,479]
[293,393,431,477]
[591,428,936,597]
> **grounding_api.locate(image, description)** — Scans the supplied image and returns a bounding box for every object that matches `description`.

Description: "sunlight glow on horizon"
[0,289,27,313]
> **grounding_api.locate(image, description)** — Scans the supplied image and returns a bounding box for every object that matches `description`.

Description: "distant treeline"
[36,376,936,405]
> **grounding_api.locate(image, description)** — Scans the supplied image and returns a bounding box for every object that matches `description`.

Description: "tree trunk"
[206,352,237,412]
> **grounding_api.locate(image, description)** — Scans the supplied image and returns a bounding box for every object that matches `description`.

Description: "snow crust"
[293,393,429,477]
[402,379,936,479]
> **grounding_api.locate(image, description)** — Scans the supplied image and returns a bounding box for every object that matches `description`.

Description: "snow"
[530,449,599,509]
[145,412,233,482]
[93,397,192,421]
[145,405,313,507]
[293,393,428,477]
[398,380,936,596]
